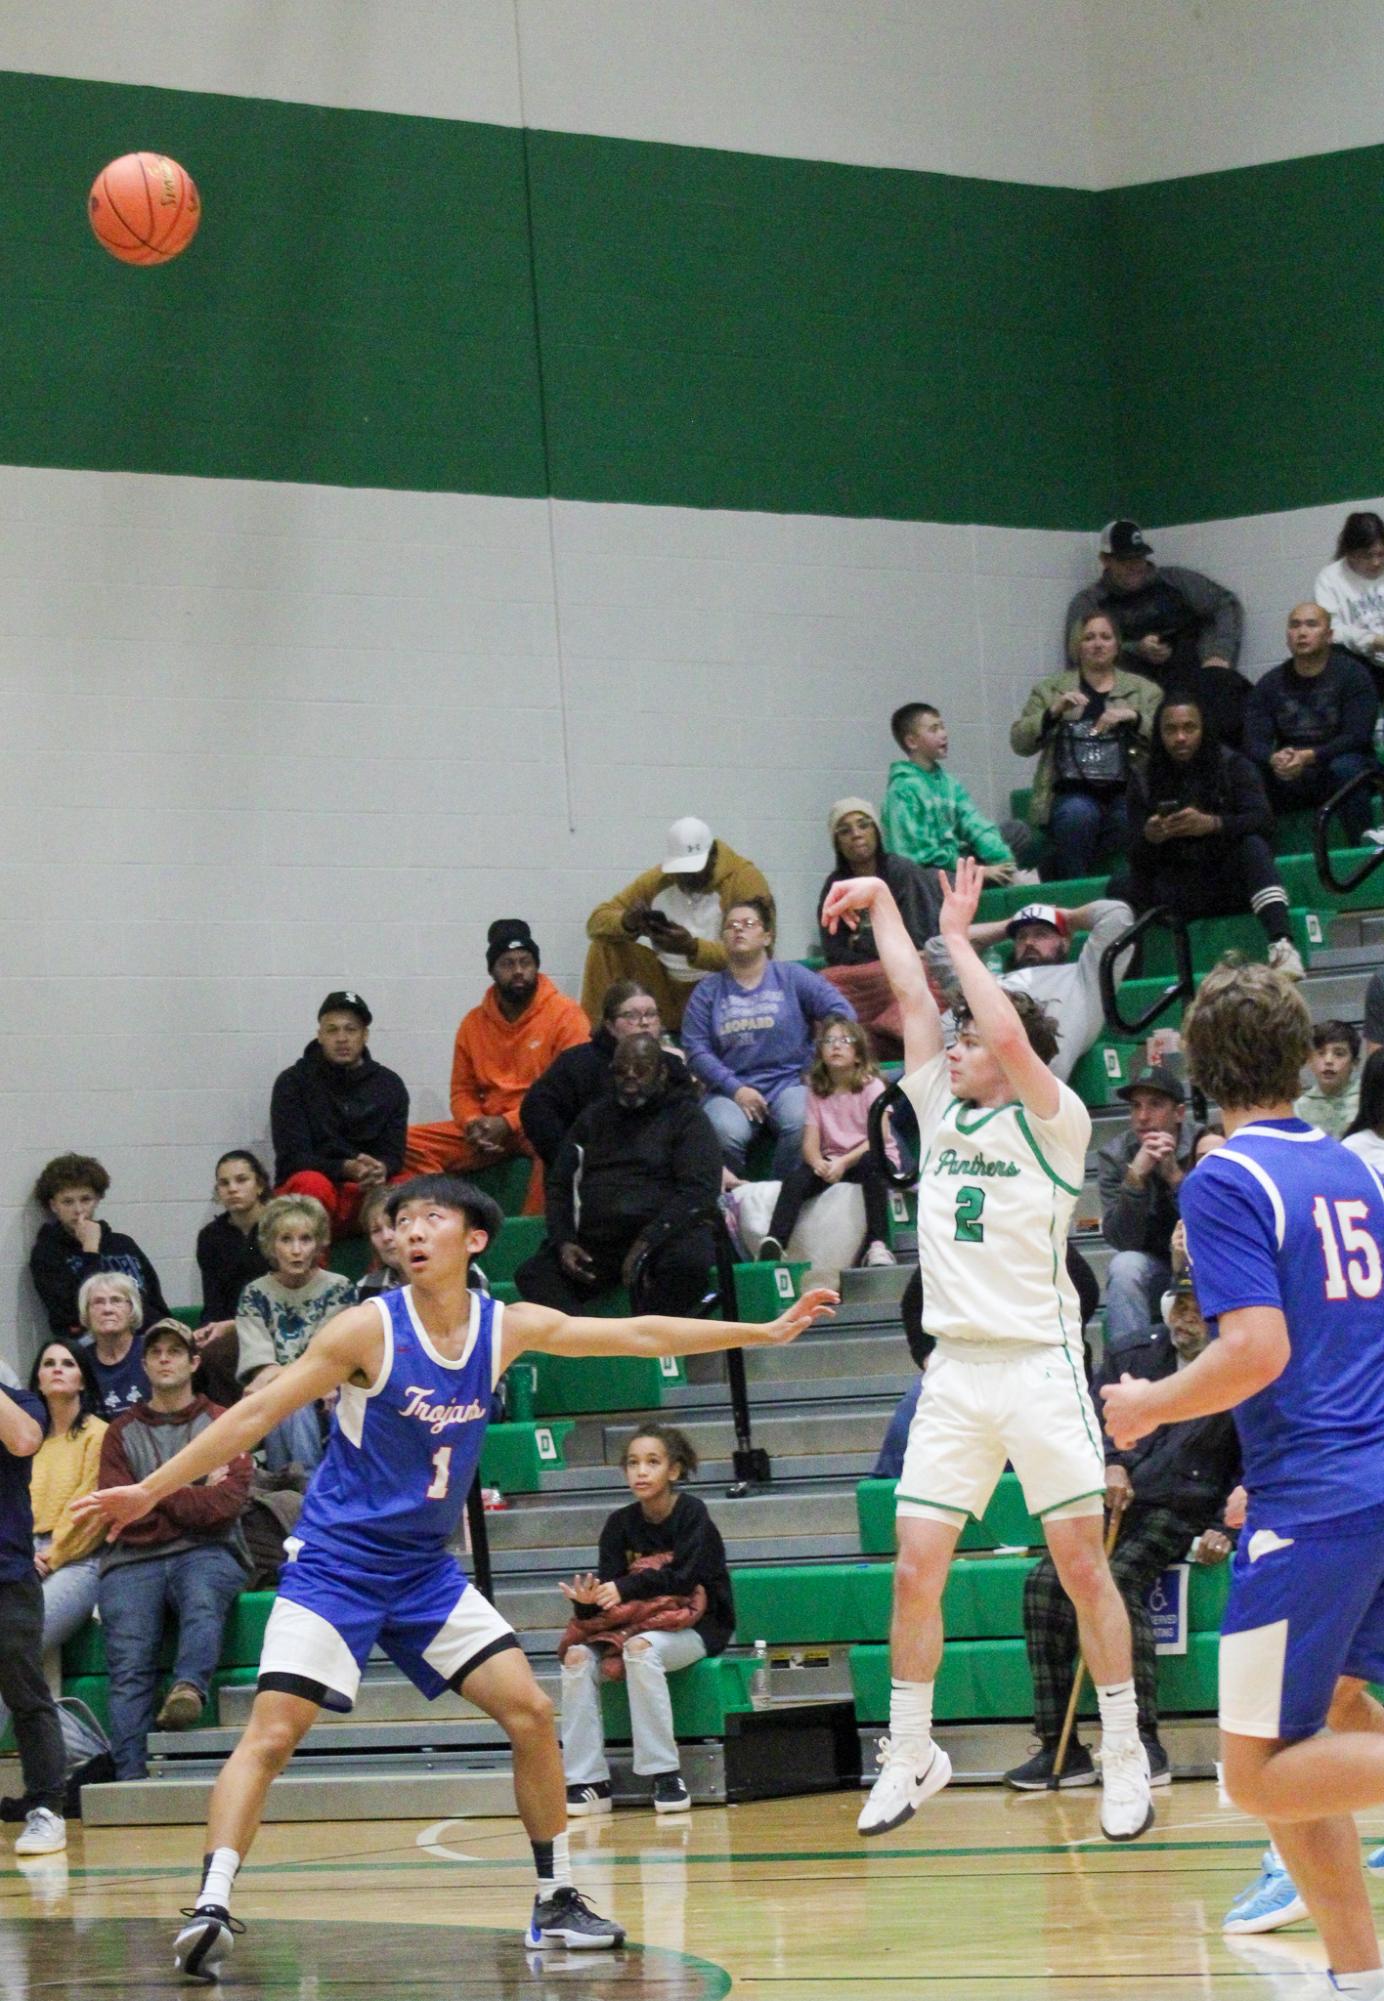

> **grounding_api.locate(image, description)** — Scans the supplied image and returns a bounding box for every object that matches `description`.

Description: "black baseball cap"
[319,990,372,1026]
[1116,1062,1185,1105]
[1100,519,1153,558]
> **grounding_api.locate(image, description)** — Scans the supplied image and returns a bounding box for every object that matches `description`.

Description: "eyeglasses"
[724,918,763,934]
[615,1009,661,1026]
[821,1035,856,1049]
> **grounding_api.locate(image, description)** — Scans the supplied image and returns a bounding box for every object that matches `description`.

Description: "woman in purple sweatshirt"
[681,898,855,1177]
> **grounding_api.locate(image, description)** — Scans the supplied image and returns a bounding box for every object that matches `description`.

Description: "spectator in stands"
[0,1341,107,1768]
[1010,611,1161,879]
[1244,602,1378,844]
[404,922,588,1205]
[1004,1270,1239,1791]
[522,982,679,1170]
[1063,519,1249,745]
[580,819,773,1031]
[0,1360,72,1856]
[1098,1065,1201,1344]
[558,1423,733,1817]
[29,1153,169,1338]
[817,799,941,1058]
[77,1273,150,1421]
[195,1151,271,1334]
[234,1196,355,1472]
[1344,1051,1384,1171]
[928,898,1135,1083]
[758,1018,896,1268]
[353,1186,407,1303]
[516,1037,720,1318]
[1294,1018,1362,1138]
[271,993,409,1237]
[96,1320,251,1780]
[682,900,853,1178]
[1314,510,1384,693]
[883,703,1030,882]
[1110,694,1305,979]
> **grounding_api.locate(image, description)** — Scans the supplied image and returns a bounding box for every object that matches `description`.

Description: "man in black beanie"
[403,922,589,1204]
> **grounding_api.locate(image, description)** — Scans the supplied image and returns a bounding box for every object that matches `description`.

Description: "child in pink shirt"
[759,1018,897,1266]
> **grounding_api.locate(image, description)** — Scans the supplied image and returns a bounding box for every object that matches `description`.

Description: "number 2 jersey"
[292,1285,502,1569]
[1180,1118,1384,1526]
[899,1051,1091,1349]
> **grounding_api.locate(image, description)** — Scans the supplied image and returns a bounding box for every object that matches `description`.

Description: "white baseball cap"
[662,816,714,875]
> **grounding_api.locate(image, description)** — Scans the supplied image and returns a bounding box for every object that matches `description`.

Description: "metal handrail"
[1099,906,1195,1035]
[1314,765,1384,894]
[710,1210,772,1492]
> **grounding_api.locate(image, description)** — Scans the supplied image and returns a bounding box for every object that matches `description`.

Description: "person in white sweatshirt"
[1314,510,1384,690]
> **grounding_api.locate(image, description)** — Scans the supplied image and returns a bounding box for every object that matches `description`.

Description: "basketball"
[88,152,200,264]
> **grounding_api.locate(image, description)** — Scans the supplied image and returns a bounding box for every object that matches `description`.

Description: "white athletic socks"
[199,1847,240,1911]
[889,1678,934,1756]
[1095,1679,1138,1744]
[533,1831,573,1894]
[1329,1971,1384,1997]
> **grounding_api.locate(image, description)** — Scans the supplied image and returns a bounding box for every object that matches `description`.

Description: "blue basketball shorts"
[1219,1502,1384,1743]
[258,1536,517,1712]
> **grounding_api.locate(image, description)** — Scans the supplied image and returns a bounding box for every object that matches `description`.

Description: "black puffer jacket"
[270,1042,409,1183]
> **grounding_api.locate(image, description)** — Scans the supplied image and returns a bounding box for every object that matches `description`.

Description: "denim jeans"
[872,1378,922,1480]
[0,1555,100,1746]
[1047,790,1128,880]
[261,1402,325,1474]
[98,1545,246,1778]
[561,1628,707,1781]
[702,1083,808,1178]
[1104,1252,1172,1345]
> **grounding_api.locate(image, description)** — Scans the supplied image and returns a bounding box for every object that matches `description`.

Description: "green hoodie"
[880,759,1013,871]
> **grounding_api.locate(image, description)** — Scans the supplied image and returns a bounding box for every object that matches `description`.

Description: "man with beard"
[403,923,589,1195]
[516,1036,721,1317]
[925,898,1133,1084]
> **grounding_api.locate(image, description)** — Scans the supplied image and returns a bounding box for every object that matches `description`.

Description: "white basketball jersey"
[901,1052,1090,1349]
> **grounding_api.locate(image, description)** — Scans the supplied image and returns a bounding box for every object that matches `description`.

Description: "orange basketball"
[88,152,200,265]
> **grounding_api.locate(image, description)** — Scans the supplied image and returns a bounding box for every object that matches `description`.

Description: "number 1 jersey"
[1181,1119,1384,1524]
[293,1286,501,1568]
[900,1051,1091,1349]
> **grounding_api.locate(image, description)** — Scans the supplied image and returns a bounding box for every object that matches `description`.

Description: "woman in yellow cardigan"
[0,1339,108,1746]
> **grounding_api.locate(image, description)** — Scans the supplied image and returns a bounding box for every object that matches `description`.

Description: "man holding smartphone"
[579,818,773,1031]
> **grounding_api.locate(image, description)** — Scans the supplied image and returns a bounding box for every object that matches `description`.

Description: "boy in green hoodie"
[881,704,1019,884]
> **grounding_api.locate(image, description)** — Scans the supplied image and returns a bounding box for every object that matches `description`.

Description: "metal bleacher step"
[83,1758,518,1827]
[653,1372,912,1411]
[216,1671,557,1727]
[537,1450,877,1493]
[487,1485,860,1552]
[147,1716,511,1759]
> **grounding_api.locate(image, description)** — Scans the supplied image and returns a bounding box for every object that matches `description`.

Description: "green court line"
[5,1833,1373,1882]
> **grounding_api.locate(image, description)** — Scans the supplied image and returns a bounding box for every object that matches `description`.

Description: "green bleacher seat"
[516,1348,685,1416]
[850,1630,1220,1722]
[857,1473,1041,1555]
[1278,849,1384,915]
[468,1155,535,1216]
[62,1589,277,1677]
[330,1235,371,1285]
[599,1653,754,1740]
[480,1216,546,1287]
[62,1665,259,1736]
[1068,1038,1141,1109]
[480,1418,573,1491]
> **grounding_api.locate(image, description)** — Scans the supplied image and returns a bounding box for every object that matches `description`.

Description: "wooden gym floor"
[1,1782,1377,1998]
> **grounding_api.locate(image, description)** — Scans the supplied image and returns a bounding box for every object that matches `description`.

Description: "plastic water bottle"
[1374,712,1384,765]
[984,946,1006,974]
[750,1639,770,1710]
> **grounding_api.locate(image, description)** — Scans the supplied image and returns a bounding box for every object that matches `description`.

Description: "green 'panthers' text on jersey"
[900,1051,1091,1349]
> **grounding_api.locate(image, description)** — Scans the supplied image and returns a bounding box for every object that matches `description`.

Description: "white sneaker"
[1099,1734,1153,1841]
[1363,825,1384,849]
[857,1737,951,1837]
[14,1808,65,1856]
[862,1241,897,1268]
[1267,939,1305,980]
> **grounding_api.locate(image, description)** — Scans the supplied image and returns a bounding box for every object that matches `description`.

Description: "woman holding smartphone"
[1108,694,1303,979]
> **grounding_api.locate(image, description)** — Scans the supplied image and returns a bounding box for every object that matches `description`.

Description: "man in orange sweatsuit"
[403,921,589,1208]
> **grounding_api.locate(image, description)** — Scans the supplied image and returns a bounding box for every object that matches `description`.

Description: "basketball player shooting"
[75,1176,836,1982]
[1103,961,1384,1997]
[822,859,1151,1843]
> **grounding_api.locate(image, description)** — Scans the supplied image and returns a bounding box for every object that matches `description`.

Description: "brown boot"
[155,1681,205,1730]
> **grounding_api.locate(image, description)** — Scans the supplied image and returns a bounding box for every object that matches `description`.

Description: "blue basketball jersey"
[293,1287,501,1567]
[1181,1118,1384,1525]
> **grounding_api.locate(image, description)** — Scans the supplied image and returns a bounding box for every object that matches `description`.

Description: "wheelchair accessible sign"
[1145,1564,1189,1656]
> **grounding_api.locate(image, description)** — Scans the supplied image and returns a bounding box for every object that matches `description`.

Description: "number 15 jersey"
[900,1051,1091,1350]
[294,1286,502,1569]
[1181,1119,1384,1525]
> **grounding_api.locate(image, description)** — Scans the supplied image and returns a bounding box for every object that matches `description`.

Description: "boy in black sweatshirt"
[29,1153,169,1337]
